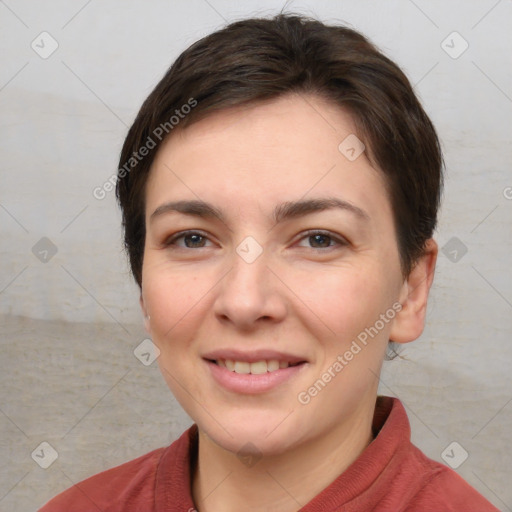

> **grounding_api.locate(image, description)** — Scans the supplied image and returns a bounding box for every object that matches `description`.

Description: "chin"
[197,407,304,457]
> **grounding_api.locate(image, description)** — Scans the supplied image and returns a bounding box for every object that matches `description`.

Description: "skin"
[139,93,437,511]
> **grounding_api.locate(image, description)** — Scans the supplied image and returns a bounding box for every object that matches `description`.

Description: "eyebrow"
[149,197,370,225]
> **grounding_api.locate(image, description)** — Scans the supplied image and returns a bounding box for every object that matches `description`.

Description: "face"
[140,93,408,456]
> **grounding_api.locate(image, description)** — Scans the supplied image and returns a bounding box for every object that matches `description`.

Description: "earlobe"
[139,293,151,333]
[390,239,438,344]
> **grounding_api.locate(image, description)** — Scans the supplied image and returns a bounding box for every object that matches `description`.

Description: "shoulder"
[403,444,500,512]
[38,447,166,512]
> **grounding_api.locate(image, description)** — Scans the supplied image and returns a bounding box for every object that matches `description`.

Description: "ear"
[390,239,438,344]
[139,292,151,334]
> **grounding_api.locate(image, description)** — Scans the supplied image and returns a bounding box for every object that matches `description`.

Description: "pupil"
[311,234,330,248]
[186,234,203,248]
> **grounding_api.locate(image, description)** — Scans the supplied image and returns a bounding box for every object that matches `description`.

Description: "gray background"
[1,0,511,510]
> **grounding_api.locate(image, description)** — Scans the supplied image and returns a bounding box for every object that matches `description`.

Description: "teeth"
[216,359,291,374]
[267,360,279,372]
[250,361,268,375]
[234,361,251,374]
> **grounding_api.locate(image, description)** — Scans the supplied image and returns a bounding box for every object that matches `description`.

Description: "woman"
[40,13,498,511]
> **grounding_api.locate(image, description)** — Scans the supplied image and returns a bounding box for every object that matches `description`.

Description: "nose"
[213,244,287,331]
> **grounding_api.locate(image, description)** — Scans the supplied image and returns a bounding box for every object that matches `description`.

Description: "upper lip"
[202,349,307,364]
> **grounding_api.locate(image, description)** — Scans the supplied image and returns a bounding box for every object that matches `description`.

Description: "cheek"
[142,262,209,346]
[143,265,212,404]
[292,265,391,341]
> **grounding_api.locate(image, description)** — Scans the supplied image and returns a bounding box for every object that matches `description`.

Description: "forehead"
[145,93,391,225]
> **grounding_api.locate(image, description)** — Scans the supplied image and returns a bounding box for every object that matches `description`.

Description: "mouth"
[208,358,304,374]
[203,350,308,394]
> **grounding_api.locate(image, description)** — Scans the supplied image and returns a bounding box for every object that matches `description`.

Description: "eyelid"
[295,229,349,249]
[164,229,349,250]
[163,229,214,248]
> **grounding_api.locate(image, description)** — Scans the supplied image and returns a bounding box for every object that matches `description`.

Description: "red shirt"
[39,396,499,511]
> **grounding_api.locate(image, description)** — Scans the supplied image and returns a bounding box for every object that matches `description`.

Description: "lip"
[202,349,307,365]
[206,359,307,394]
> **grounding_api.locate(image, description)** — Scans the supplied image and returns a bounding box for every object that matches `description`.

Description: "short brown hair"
[116,13,443,289]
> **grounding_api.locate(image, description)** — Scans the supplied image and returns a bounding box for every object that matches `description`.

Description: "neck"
[192,399,375,512]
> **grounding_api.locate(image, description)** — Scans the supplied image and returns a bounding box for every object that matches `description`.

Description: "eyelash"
[163,230,349,251]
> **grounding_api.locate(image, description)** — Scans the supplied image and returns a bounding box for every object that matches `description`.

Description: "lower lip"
[206,360,307,394]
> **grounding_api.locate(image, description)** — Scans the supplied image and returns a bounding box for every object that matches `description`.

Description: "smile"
[205,357,307,394]
[213,359,301,374]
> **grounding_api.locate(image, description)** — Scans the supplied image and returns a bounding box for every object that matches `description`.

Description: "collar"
[155,396,408,511]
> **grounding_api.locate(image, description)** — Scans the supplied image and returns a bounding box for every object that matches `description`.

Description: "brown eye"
[182,233,206,248]
[308,233,332,248]
[297,230,348,250]
[165,231,211,249]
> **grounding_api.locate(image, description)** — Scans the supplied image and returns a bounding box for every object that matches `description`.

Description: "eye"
[164,230,213,249]
[296,230,348,250]
[163,229,348,251]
